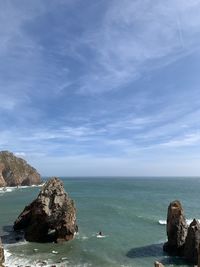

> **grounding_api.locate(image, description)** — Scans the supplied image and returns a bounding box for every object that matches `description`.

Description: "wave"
[0,184,44,194]
[4,247,69,267]
[158,220,166,225]
[158,219,199,225]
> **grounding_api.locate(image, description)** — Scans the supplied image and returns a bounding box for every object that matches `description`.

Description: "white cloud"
[162,133,200,147]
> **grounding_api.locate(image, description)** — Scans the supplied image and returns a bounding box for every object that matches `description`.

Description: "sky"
[0,0,200,176]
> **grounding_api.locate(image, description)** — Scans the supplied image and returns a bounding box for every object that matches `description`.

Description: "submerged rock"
[163,200,187,255]
[0,237,4,267]
[184,219,200,264]
[13,177,78,242]
[0,151,41,187]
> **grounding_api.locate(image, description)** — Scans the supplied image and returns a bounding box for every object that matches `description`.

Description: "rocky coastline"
[0,151,41,187]
[0,238,4,267]
[1,155,200,267]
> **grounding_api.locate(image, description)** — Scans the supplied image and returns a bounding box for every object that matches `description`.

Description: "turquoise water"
[1,177,199,267]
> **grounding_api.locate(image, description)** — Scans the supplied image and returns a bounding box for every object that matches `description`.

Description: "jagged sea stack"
[14,177,78,243]
[163,200,188,255]
[184,219,200,264]
[0,151,41,186]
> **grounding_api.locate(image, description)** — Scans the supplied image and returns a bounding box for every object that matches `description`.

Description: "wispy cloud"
[162,133,200,147]
[77,0,200,94]
[1,0,200,175]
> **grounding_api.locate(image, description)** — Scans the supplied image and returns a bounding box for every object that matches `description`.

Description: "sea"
[0,177,199,267]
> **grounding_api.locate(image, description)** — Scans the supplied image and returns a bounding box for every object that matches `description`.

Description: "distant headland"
[0,150,41,187]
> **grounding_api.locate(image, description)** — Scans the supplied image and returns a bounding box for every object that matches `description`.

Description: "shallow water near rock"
[0,177,199,267]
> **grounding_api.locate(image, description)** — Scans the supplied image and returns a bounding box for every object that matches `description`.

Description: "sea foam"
[0,184,44,194]
[158,219,199,225]
[4,247,69,267]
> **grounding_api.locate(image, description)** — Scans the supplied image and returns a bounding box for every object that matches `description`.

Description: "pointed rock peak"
[189,219,200,227]
[169,200,184,215]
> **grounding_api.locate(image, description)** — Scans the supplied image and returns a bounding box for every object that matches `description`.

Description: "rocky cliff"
[184,219,200,264]
[0,151,41,187]
[14,177,78,243]
[163,200,200,265]
[163,200,187,255]
[0,238,4,267]
[0,163,6,187]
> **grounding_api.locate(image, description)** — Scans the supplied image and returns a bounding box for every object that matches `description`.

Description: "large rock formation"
[0,238,4,267]
[163,200,187,255]
[0,151,41,186]
[184,219,200,264]
[14,177,78,243]
[198,243,200,267]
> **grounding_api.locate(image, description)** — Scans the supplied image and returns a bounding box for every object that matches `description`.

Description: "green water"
[1,177,199,267]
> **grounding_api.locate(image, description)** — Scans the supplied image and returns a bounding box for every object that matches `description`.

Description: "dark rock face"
[0,237,4,267]
[0,151,41,187]
[14,177,78,243]
[184,219,200,264]
[163,200,187,255]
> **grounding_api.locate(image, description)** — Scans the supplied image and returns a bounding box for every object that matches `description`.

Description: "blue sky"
[1,0,200,176]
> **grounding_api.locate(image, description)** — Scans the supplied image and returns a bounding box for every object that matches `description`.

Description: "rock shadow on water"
[1,225,24,245]
[126,243,164,258]
[126,243,191,266]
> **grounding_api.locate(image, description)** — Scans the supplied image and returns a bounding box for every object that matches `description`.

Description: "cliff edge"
[0,151,41,187]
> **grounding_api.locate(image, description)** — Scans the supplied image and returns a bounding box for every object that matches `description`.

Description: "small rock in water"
[33,248,38,252]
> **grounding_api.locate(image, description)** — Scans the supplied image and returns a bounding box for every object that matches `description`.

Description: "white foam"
[97,234,106,238]
[158,220,166,225]
[0,184,44,194]
[4,247,67,267]
[51,250,58,254]
[0,187,15,194]
[81,236,89,240]
[158,219,199,225]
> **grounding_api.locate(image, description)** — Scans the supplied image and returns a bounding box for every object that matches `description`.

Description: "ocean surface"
[0,177,200,267]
